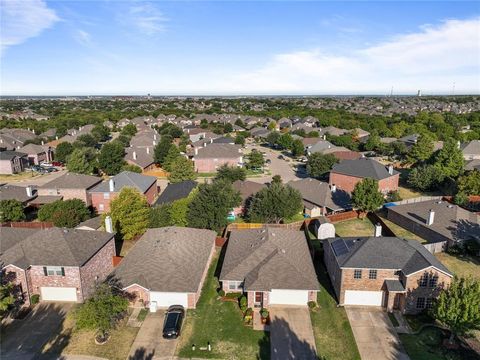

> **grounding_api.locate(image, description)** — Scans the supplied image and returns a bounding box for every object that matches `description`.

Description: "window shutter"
[61,267,65,276]
[43,267,48,276]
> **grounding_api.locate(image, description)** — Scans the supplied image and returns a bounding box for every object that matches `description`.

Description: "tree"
[98,141,125,175]
[0,282,15,312]
[457,170,480,195]
[246,151,265,170]
[76,134,97,148]
[432,277,480,343]
[234,134,245,146]
[291,139,304,157]
[149,204,172,228]
[247,183,303,223]
[351,178,384,214]
[153,135,172,165]
[75,284,128,338]
[163,144,181,172]
[187,180,241,232]
[109,187,150,240]
[116,134,131,147]
[120,124,137,137]
[433,139,465,178]
[215,164,246,182]
[267,121,277,130]
[0,199,25,222]
[167,157,196,183]
[224,123,233,133]
[277,133,293,150]
[266,131,280,146]
[169,197,191,227]
[55,142,74,163]
[91,124,110,142]
[407,134,434,164]
[306,153,338,178]
[364,133,381,152]
[38,199,90,228]
[407,165,445,191]
[272,175,282,184]
[67,147,97,174]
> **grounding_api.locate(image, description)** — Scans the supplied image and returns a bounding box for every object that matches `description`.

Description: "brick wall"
[329,172,399,194]
[124,284,150,305]
[190,243,216,308]
[194,157,241,173]
[27,265,83,302]
[144,182,159,205]
[37,188,92,206]
[90,192,116,213]
[2,265,30,306]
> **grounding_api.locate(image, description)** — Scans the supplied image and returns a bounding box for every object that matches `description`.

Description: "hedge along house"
[113,227,216,311]
[220,227,319,308]
[0,227,115,305]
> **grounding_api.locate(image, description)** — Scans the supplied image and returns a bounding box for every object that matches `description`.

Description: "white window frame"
[228,281,243,291]
[46,266,64,276]
[103,192,110,199]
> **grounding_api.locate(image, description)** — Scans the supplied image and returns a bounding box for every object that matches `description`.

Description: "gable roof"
[0,184,37,203]
[39,172,102,190]
[0,150,27,161]
[288,178,351,211]
[18,143,50,155]
[194,144,242,159]
[113,227,216,292]
[232,180,266,202]
[331,158,398,180]
[154,180,197,206]
[0,227,114,269]
[90,171,156,194]
[326,236,452,276]
[461,140,480,156]
[124,147,155,169]
[220,228,319,291]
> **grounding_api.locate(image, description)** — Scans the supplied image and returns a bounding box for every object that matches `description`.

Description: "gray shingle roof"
[326,236,452,276]
[0,227,114,269]
[232,180,266,202]
[288,178,351,211]
[154,180,197,206]
[90,171,156,194]
[461,140,480,156]
[331,158,398,180]
[124,147,154,169]
[220,228,319,291]
[0,150,27,160]
[113,227,216,292]
[39,172,102,189]
[194,144,242,159]
[0,184,36,203]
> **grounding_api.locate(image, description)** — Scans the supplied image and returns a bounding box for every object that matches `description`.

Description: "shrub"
[308,301,317,309]
[260,308,269,318]
[447,244,464,256]
[244,307,253,317]
[218,289,225,297]
[386,191,402,203]
[30,294,40,305]
[239,295,248,312]
[225,292,242,299]
[38,199,90,228]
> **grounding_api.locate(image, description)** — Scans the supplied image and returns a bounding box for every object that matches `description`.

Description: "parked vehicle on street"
[52,161,63,167]
[162,305,185,339]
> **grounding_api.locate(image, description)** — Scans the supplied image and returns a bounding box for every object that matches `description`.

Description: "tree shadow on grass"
[128,347,155,360]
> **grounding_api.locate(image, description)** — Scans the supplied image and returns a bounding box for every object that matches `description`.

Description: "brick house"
[220,227,319,308]
[37,172,102,206]
[324,236,453,314]
[113,227,216,311]
[1,227,115,305]
[18,143,54,165]
[89,171,158,213]
[124,147,156,172]
[329,158,399,194]
[193,144,243,173]
[0,150,28,175]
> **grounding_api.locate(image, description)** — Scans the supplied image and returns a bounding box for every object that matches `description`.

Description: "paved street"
[345,307,410,360]
[270,306,317,360]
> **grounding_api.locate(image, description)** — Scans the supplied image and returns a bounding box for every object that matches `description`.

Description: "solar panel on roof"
[332,239,349,256]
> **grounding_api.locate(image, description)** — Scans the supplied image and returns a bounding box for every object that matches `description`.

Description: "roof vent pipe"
[109,179,115,192]
[374,223,382,237]
[26,186,33,197]
[427,209,435,226]
[388,164,394,175]
[105,216,113,233]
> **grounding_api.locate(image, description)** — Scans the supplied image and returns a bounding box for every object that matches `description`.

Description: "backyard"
[376,210,427,243]
[334,218,375,237]
[176,252,270,359]
[434,252,480,280]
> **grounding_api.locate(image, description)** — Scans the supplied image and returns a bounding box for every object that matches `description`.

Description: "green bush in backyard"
[260,308,269,318]
[30,294,40,305]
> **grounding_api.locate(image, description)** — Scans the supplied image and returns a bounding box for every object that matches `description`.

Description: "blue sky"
[1,1,479,95]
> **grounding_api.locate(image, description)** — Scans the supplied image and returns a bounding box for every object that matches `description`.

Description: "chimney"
[331,184,336,193]
[32,129,36,134]
[154,134,157,140]
[26,186,33,197]
[146,147,150,154]
[109,178,115,192]
[41,140,44,145]
[374,223,382,237]
[210,138,213,143]
[194,147,198,155]
[323,135,326,140]
[427,209,435,225]
[55,135,59,140]
[388,164,394,175]
[105,216,113,233]
[133,151,137,160]
[153,140,156,146]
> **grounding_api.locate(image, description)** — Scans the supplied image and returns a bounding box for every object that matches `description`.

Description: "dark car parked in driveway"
[162,305,184,339]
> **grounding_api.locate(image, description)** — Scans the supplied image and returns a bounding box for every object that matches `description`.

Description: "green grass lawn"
[434,252,480,280]
[310,245,361,360]
[176,251,269,359]
[376,211,427,243]
[334,218,375,237]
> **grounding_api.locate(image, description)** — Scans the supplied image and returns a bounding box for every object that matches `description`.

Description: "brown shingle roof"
[39,172,102,190]
[194,144,242,159]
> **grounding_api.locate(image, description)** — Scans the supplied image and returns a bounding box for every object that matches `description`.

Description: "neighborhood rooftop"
[39,172,101,189]
[331,158,398,180]
[90,171,157,193]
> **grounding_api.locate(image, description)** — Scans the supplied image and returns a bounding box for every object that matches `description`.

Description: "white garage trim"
[269,289,309,306]
[149,291,188,310]
[40,287,78,302]
[344,290,384,306]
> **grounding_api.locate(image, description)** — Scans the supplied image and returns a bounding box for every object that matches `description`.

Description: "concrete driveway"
[0,303,72,360]
[345,307,410,360]
[127,311,178,360]
[270,306,317,360]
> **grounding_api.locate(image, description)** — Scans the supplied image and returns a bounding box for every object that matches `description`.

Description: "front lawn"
[334,218,374,237]
[176,251,269,359]
[434,252,480,280]
[310,244,361,360]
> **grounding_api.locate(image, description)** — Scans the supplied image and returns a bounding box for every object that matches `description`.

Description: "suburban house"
[288,178,351,217]
[192,144,243,173]
[113,227,216,311]
[329,158,400,194]
[153,180,197,206]
[124,147,156,172]
[220,227,319,307]
[231,180,266,216]
[0,227,115,305]
[18,143,54,165]
[306,140,361,161]
[89,171,158,213]
[0,150,28,175]
[185,128,207,142]
[38,172,102,206]
[324,236,453,314]
[0,184,37,205]
[461,140,480,160]
[387,199,480,249]
[75,216,103,231]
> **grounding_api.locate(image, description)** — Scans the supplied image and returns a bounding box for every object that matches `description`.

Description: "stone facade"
[329,172,399,194]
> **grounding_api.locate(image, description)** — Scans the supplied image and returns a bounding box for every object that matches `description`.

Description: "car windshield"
[164,312,179,329]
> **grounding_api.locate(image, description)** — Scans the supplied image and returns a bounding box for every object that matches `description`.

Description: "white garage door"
[344,290,384,306]
[269,289,309,306]
[149,292,188,309]
[40,287,77,302]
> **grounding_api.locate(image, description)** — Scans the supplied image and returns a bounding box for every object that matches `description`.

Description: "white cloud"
[74,29,91,46]
[0,0,59,53]
[125,2,168,35]
[218,17,480,94]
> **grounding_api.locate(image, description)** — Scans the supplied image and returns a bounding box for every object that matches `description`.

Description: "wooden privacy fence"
[1,221,54,229]
[423,241,447,254]
[325,210,358,223]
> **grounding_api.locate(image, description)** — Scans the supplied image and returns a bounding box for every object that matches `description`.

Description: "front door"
[393,293,401,309]
[254,292,263,307]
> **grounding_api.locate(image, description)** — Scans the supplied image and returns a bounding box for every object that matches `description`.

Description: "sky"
[1,0,479,95]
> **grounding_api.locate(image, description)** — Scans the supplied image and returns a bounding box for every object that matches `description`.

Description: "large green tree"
[91,124,110,142]
[291,139,305,157]
[266,131,280,146]
[433,139,465,178]
[407,165,445,191]
[163,144,181,172]
[407,134,434,164]
[38,199,90,227]
[120,124,137,137]
[187,180,241,232]
[215,164,246,182]
[277,133,293,150]
[167,157,197,183]
[54,142,74,163]
[109,187,150,240]
[0,199,25,222]
[98,141,125,175]
[0,282,15,312]
[75,134,97,148]
[457,170,480,196]
[351,178,384,214]
[246,151,265,170]
[66,147,97,174]
[306,153,338,178]
[153,135,173,165]
[247,183,303,223]
[432,277,480,343]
